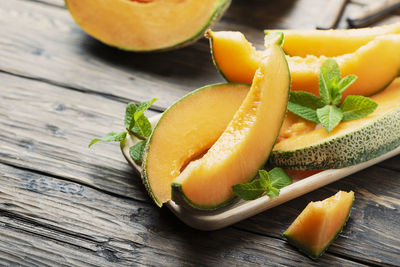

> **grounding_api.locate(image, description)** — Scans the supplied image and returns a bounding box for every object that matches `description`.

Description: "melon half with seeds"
[284,191,354,259]
[66,0,231,51]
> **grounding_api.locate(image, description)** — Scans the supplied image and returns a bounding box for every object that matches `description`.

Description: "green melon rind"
[171,43,291,210]
[66,0,231,52]
[270,107,400,170]
[141,83,251,207]
[283,195,354,260]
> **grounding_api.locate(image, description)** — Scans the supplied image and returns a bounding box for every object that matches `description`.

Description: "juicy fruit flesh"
[209,31,400,98]
[145,84,249,204]
[284,191,354,259]
[274,78,400,151]
[67,0,225,51]
[267,22,400,57]
[173,40,290,208]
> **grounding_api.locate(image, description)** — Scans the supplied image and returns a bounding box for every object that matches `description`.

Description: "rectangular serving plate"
[121,114,400,231]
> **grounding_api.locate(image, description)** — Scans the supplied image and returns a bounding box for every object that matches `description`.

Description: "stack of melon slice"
[123,23,400,211]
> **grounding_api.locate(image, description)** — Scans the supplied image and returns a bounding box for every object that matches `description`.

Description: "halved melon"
[270,78,400,170]
[207,30,400,98]
[142,83,250,206]
[171,33,290,210]
[284,191,354,259]
[266,22,400,57]
[66,0,230,51]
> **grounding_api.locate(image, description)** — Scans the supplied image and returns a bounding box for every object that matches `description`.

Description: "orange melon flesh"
[208,31,400,98]
[284,191,354,259]
[66,0,227,51]
[274,78,400,151]
[145,84,249,205]
[172,37,290,209]
[267,22,400,57]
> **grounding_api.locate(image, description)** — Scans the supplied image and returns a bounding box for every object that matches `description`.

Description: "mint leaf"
[129,140,146,162]
[124,102,137,129]
[288,102,319,124]
[288,91,324,124]
[89,131,127,148]
[319,59,341,104]
[340,95,378,121]
[232,178,268,200]
[269,168,293,189]
[338,75,357,94]
[267,186,280,197]
[132,115,152,138]
[289,91,325,110]
[258,170,270,188]
[134,98,158,121]
[317,105,343,132]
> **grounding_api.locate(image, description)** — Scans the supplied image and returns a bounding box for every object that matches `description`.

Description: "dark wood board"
[1,0,400,265]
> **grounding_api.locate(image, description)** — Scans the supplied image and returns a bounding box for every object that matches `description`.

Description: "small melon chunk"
[207,30,400,98]
[171,33,290,210]
[66,0,230,51]
[266,22,400,57]
[143,83,249,206]
[284,191,354,259]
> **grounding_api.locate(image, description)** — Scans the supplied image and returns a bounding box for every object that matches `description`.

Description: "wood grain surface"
[1,0,399,266]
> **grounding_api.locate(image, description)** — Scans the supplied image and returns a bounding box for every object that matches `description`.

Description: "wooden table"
[1,0,399,266]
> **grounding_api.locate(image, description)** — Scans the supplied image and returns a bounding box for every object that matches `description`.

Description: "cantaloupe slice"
[270,78,400,170]
[207,30,400,98]
[284,191,354,259]
[170,33,290,210]
[266,22,400,57]
[66,0,230,51]
[142,83,250,206]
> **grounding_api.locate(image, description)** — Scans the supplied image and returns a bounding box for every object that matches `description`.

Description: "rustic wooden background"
[1,0,399,266]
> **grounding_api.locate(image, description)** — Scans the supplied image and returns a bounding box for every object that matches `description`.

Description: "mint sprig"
[288,59,377,132]
[89,99,157,163]
[232,168,293,200]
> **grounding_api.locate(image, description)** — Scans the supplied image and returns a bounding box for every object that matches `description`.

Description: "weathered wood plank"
[0,72,152,201]
[235,165,400,266]
[0,163,367,266]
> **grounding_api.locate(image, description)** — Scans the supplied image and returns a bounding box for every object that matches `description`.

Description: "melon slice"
[207,30,400,98]
[284,191,354,259]
[270,78,400,170]
[142,83,250,206]
[171,33,290,210]
[66,0,230,52]
[266,22,400,57]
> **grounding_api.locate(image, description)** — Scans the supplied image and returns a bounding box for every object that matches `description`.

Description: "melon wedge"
[284,191,354,259]
[171,33,290,210]
[266,22,400,57]
[142,83,250,206]
[270,78,400,170]
[207,30,400,98]
[66,0,230,51]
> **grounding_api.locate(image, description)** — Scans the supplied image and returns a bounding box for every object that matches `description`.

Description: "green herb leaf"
[232,178,268,200]
[89,131,127,148]
[340,95,378,121]
[134,98,158,121]
[319,59,341,104]
[269,168,293,189]
[316,105,343,132]
[124,102,137,129]
[338,75,357,94]
[132,115,152,138]
[258,169,270,188]
[129,140,146,162]
[288,91,325,124]
[266,186,280,197]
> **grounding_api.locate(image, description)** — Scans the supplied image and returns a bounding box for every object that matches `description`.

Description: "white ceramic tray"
[121,114,400,231]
